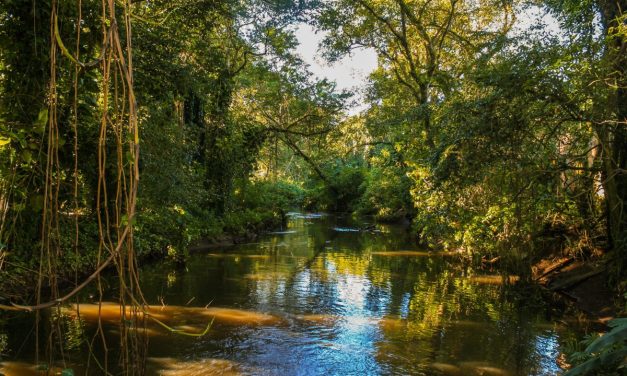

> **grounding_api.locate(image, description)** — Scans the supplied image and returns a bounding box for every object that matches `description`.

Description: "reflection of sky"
[319,316,382,375]
[1,215,577,375]
[243,230,567,375]
[533,331,562,376]
[399,293,411,319]
[336,274,369,315]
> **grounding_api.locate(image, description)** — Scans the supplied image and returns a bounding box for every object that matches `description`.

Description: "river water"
[1,213,578,375]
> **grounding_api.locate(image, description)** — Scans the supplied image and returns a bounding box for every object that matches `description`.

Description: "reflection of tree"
[283,234,551,373]
[372,258,554,374]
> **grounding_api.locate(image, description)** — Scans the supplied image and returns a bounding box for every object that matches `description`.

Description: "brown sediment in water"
[149,357,242,376]
[468,275,520,285]
[200,307,280,325]
[378,317,407,331]
[371,251,457,257]
[380,317,492,334]
[297,314,339,324]
[65,304,282,328]
[429,362,463,375]
[243,271,290,280]
[447,320,489,329]
[207,253,271,260]
[458,361,511,376]
[0,362,67,376]
[109,326,166,337]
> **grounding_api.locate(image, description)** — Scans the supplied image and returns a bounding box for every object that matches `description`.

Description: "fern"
[564,318,627,376]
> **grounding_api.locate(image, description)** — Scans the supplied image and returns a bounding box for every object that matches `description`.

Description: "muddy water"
[0,214,577,375]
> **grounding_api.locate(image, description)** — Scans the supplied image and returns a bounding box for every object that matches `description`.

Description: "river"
[0,213,578,375]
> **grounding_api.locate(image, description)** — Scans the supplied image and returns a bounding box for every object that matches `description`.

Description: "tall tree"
[317,0,514,151]
[544,0,627,274]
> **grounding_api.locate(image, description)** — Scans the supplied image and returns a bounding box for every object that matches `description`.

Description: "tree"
[543,0,627,276]
[232,60,348,184]
[317,0,513,151]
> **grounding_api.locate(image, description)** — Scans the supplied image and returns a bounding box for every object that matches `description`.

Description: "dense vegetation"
[0,0,625,374]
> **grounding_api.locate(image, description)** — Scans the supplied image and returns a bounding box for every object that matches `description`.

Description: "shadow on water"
[0,213,579,375]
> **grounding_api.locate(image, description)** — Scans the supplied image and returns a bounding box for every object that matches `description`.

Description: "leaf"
[608,318,627,328]
[34,108,48,134]
[21,149,32,163]
[125,151,135,163]
[36,364,49,371]
[29,195,44,212]
[585,323,627,353]
[0,137,10,147]
[61,368,75,376]
[37,108,48,124]
[564,347,627,376]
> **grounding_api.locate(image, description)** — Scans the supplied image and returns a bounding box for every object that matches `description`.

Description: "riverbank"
[0,208,286,307]
[534,254,622,324]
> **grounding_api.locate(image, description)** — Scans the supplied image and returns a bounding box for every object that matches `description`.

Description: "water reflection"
[1,214,569,375]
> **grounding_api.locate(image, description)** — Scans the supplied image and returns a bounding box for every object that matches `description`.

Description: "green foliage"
[0,0,324,292]
[0,332,7,356]
[222,209,278,238]
[357,146,413,222]
[565,318,627,376]
[223,179,304,237]
[235,180,304,211]
[304,159,366,212]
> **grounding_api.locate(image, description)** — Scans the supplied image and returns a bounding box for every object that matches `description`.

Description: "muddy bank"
[533,255,622,324]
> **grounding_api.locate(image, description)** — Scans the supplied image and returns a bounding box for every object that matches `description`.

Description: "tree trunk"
[598,0,627,275]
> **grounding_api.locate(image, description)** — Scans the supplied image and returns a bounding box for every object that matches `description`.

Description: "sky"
[293,23,378,114]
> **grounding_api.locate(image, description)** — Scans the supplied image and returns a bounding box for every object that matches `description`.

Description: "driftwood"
[534,257,575,281]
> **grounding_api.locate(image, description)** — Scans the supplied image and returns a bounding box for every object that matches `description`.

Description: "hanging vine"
[0,0,145,373]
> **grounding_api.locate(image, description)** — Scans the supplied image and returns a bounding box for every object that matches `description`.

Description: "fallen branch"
[534,257,575,282]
